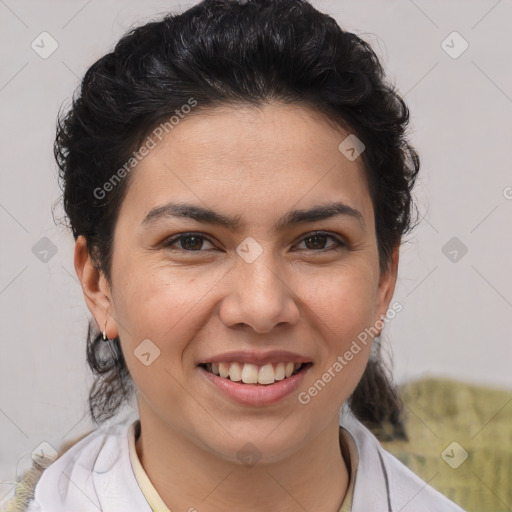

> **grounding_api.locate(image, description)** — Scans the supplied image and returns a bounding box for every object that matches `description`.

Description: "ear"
[374,244,400,329]
[74,236,118,339]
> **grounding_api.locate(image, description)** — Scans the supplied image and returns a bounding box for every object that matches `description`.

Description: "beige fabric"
[127,420,171,512]
[4,461,46,512]
[338,426,359,512]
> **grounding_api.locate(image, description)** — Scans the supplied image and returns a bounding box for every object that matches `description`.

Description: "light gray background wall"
[1,0,511,504]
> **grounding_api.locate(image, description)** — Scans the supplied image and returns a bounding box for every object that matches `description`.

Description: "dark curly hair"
[55,0,419,440]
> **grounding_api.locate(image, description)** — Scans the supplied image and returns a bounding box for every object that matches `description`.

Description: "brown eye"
[162,231,346,254]
[295,232,345,252]
[163,233,216,252]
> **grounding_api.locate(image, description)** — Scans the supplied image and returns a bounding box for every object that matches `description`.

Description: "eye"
[293,232,346,252]
[162,231,346,253]
[163,233,216,252]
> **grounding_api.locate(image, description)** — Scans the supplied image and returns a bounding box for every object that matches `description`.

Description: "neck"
[134,400,349,512]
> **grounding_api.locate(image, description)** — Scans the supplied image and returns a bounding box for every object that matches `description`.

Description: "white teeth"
[258,363,275,385]
[241,363,259,384]
[205,361,305,384]
[274,362,286,380]
[228,362,242,382]
[219,362,229,378]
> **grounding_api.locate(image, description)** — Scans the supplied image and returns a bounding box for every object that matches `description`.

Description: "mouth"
[198,361,312,385]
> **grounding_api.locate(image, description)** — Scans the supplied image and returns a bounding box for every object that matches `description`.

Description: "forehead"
[119,104,374,227]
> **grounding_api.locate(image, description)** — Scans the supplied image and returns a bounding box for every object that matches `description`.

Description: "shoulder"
[340,409,465,512]
[3,426,103,512]
[378,446,466,511]
[5,413,142,512]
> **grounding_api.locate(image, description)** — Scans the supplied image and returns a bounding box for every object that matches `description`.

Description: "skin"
[75,103,399,512]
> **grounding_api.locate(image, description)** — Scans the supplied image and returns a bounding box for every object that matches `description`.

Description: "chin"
[194,416,316,466]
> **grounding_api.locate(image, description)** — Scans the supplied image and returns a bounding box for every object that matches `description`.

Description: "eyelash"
[162,231,347,254]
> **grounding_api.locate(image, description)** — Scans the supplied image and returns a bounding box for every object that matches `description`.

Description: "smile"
[201,362,307,385]
[198,360,312,405]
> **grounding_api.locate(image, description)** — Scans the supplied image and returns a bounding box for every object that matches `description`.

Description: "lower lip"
[198,364,312,406]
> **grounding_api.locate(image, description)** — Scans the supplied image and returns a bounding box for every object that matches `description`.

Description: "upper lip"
[197,350,312,366]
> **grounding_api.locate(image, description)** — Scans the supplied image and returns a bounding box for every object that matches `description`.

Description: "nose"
[219,251,300,334]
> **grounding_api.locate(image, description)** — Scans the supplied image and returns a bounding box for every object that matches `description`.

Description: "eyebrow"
[141,201,365,232]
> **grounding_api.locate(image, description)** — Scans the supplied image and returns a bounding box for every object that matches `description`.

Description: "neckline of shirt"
[127,418,359,512]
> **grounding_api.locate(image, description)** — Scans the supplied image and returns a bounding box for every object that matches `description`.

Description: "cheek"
[291,265,377,421]
[303,263,377,382]
[114,264,213,346]
[306,260,378,336]
[111,267,213,411]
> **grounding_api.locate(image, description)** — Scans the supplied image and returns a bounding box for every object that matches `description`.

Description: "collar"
[126,418,360,512]
[339,407,392,511]
[30,409,399,512]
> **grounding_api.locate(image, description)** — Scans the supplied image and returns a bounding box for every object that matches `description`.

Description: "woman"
[7,0,465,511]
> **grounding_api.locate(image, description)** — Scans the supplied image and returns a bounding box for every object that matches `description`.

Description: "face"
[78,103,398,464]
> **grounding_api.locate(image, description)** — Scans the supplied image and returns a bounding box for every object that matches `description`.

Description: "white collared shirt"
[19,408,465,512]
[125,417,358,511]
